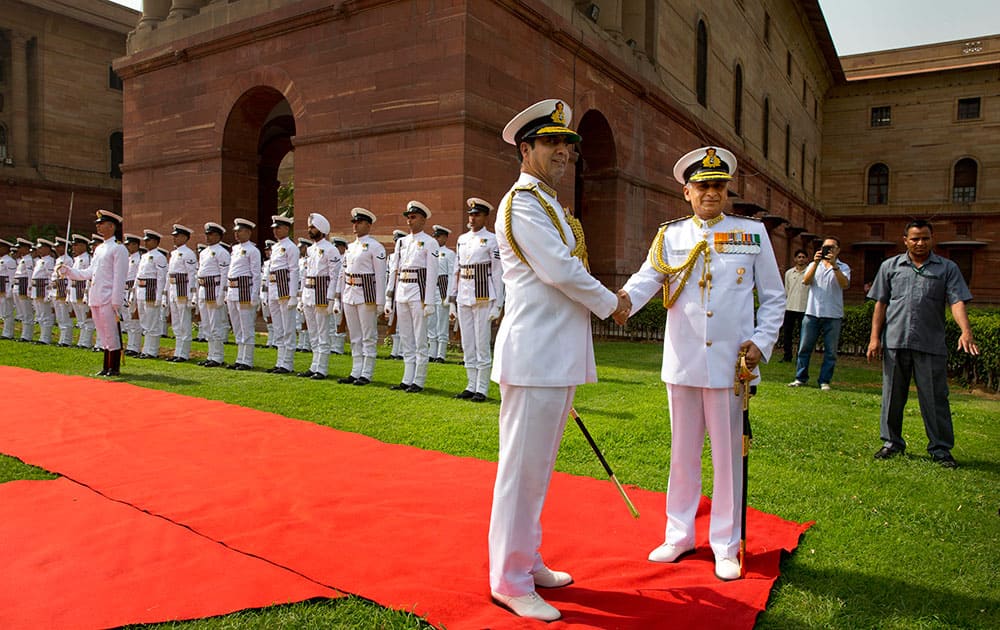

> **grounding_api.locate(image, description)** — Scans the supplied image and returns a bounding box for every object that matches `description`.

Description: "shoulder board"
[513,183,537,193]
[659,215,694,227]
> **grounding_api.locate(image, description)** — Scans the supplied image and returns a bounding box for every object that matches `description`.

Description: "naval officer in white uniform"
[619,146,785,581]
[487,99,630,622]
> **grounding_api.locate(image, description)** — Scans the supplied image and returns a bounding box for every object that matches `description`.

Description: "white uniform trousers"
[203,302,227,363]
[137,299,162,357]
[54,300,74,345]
[489,384,575,596]
[32,298,53,343]
[428,302,451,360]
[344,302,378,379]
[15,295,34,340]
[72,302,94,347]
[268,299,296,370]
[296,308,311,350]
[91,303,121,351]
[389,333,401,357]
[303,304,331,375]
[122,301,141,353]
[396,300,429,387]
[0,295,14,338]
[169,299,193,359]
[329,310,346,354]
[458,302,493,395]
[227,300,257,367]
[663,384,743,559]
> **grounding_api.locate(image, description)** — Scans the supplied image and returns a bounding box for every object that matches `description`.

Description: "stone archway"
[574,109,619,285]
[221,87,296,240]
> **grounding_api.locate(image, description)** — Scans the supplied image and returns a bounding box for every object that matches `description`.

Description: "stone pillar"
[136,0,172,31]
[165,0,208,22]
[8,33,29,166]
[596,0,623,40]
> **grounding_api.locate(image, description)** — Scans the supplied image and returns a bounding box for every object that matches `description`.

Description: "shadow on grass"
[764,564,999,628]
[122,374,200,386]
[573,405,640,421]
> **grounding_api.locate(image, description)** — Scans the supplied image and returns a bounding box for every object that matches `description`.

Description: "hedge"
[596,300,999,392]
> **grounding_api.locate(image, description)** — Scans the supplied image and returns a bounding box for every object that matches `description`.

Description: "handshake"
[612,289,631,326]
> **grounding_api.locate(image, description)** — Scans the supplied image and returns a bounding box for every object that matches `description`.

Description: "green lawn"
[1,332,997,629]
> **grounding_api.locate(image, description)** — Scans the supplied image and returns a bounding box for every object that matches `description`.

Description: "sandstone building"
[0,0,138,237]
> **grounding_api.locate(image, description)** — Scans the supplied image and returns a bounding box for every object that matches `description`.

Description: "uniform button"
[706,341,713,347]
[706,311,713,317]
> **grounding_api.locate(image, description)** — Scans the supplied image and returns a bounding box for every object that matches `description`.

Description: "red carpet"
[0,366,810,629]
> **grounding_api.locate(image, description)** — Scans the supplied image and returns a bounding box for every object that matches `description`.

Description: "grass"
[1,329,998,629]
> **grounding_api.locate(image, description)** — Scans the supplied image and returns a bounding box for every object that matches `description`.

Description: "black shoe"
[454,390,475,400]
[140,353,157,360]
[234,363,253,371]
[265,366,278,373]
[390,382,409,391]
[197,359,209,366]
[226,363,239,370]
[95,369,110,377]
[310,373,326,380]
[296,370,315,378]
[874,446,904,460]
[405,384,423,393]
[273,367,292,375]
[338,375,357,384]
[933,453,958,469]
[353,377,370,386]
[470,393,487,403]
[203,360,222,368]
[172,357,187,363]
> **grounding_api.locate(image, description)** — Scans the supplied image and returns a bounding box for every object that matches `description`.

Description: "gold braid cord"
[647,224,710,308]
[504,185,589,270]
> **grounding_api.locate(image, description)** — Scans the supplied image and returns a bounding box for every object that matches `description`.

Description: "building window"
[762,98,770,158]
[812,156,817,193]
[813,97,818,120]
[947,249,973,285]
[957,97,981,120]
[784,124,791,175]
[800,143,806,186]
[733,64,743,136]
[867,163,889,205]
[0,123,8,160]
[871,106,891,127]
[952,158,977,203]
[801,79,807,104]
[110,132,123,179]
[869,223,884,238]
[954,221,971,237]
[108,65,123,91]
[764,13,771,47]
[864,250,887,288]
[786,51,792,78]
[696,20,708,107]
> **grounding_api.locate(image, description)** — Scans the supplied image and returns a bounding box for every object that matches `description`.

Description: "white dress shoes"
[714,556,741,581]
[533,565,573,588]
[491,590,562,622]
[647,542,695,563]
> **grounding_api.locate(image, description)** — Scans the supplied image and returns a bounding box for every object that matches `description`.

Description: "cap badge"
[551,102,566,125]
[701,149,722,169]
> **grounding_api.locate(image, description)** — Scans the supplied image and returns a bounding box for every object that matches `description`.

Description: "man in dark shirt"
[866,220,978,468]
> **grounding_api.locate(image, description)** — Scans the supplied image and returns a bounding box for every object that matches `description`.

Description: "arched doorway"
[574,110,619,285]
[221,87,296,241]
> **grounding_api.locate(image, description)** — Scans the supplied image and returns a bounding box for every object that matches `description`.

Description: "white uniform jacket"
[30,255,55,299]
[49,254,74,301]
[69,252,91,303]
[63,236,129,308]
[197,244,231,306]
[301,239,340,307]
[226,241,262,305]
[14,254,33,298]
[451,228,504,307]
[491,173,618,387]
[434,245,456,302]
[267,237,300,302]
[623,214,785,389]
[168,245,198,302]
[340,235,387,306]
[0,254,15,296]
[136,249,168,303]
[394,231,439,305]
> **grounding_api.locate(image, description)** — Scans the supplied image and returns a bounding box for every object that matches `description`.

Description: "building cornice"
[15,0,139,35]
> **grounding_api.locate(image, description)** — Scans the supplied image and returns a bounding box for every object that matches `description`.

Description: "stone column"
[136,0,172,31]
[596,0,623,40]
[165,0,208,22]
[8,33,29,166]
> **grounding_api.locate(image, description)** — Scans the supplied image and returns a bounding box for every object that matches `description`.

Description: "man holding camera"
[788,237,850,390]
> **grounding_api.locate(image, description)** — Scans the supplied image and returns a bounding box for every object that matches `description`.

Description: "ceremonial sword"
[569,408,640,519]
[734,350,755,578]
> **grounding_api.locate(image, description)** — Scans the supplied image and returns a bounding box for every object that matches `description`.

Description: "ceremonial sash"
[460,263,492,301]
[170,273,189,300]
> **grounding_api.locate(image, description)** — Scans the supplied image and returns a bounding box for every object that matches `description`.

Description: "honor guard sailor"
[384,229,407,359]
[13,238,35,341]
[29,239,56,344]
[619,146,784,581]
[384,201,439,393]
[260,240,276,348]
[0,239,15,339]
[266,213,300,374]
[134,230,168,359]
[225,218,262,371]
[197,222,231,367]
[122,233,143,355]
[69,234,95,348]
[334,208,387,385]
[59,210,130,376]
[51,238,75,346]
[451,198,504,402]
[298,213,340,379]
[167,225,198,362]
[427,224,455,363]
[328,236,349,355]
[487,99,628,621]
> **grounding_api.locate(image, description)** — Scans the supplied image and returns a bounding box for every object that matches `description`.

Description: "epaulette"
[513,183,537,193]
[659,215,694,227]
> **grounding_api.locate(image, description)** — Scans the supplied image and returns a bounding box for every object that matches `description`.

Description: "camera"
[821,245,834,259]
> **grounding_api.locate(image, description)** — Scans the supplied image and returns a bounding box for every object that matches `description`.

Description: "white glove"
[449,304,457,321]
[384,303,394,318]
[376,302,385,314]
[488,303,501,321]
[423,304,434,317]
[331,298,342,316]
